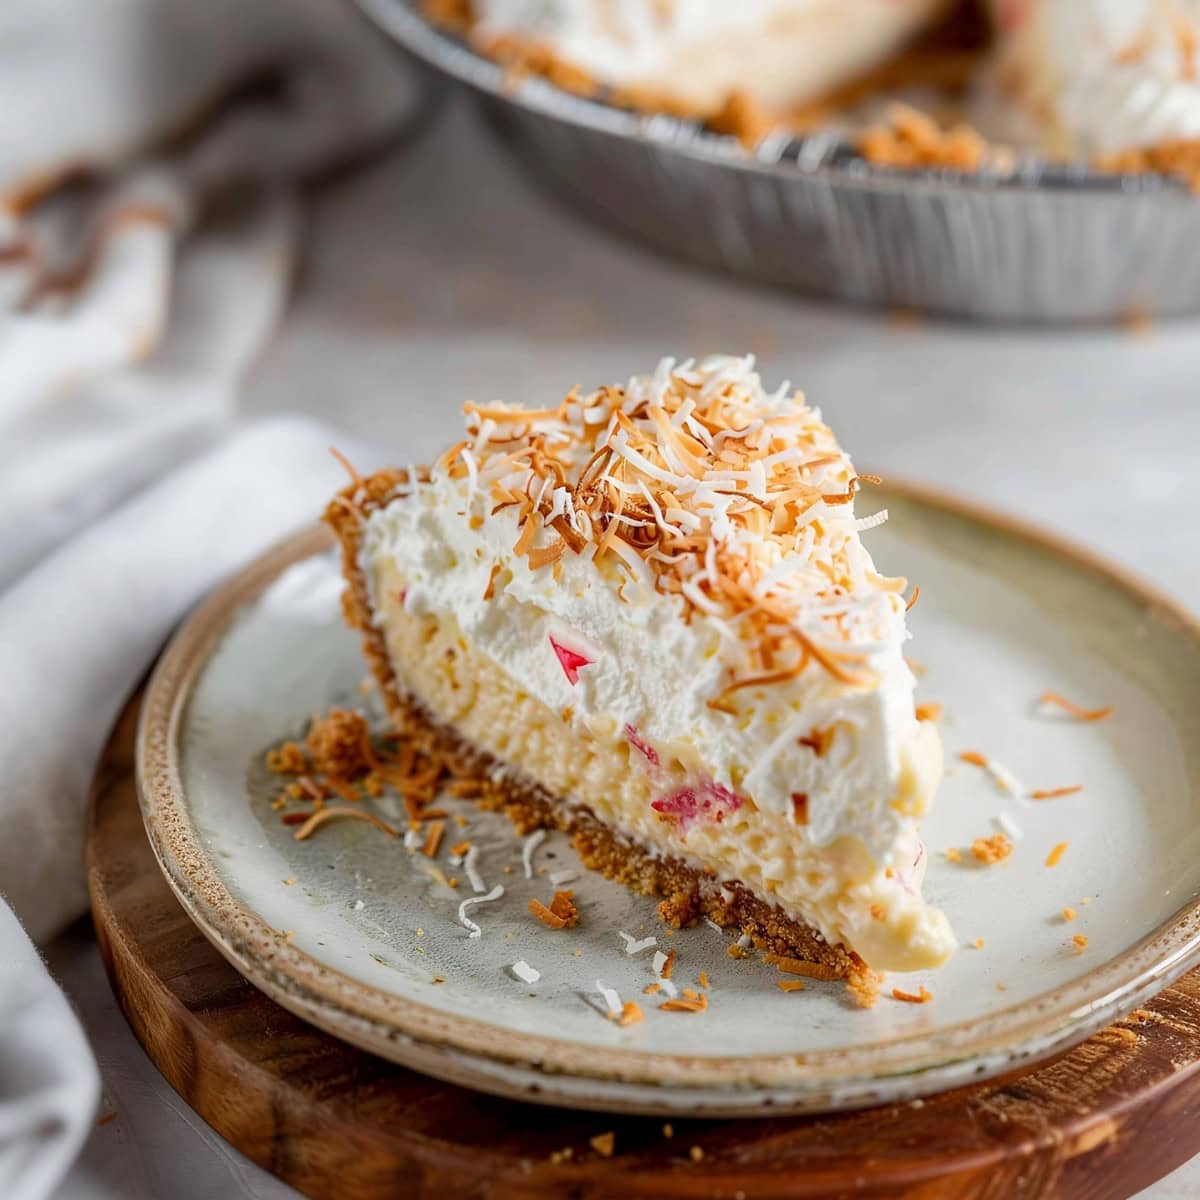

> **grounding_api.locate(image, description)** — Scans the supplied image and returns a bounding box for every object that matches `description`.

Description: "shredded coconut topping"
[420,355,905,687]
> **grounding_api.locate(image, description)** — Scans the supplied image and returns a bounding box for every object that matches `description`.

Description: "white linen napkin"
[0,3,417,1197]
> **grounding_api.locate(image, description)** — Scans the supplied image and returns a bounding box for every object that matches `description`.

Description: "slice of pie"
[326,355,954,979]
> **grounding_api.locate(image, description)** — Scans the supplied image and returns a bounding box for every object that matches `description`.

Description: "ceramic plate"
[137,484,1200,1116]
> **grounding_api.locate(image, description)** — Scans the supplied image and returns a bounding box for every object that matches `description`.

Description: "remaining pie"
[988,0,1200,158]
[326,355,955,979]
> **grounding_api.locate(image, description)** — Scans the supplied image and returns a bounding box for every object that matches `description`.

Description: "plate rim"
[135,479,1200,1114]
[350,0,1196,203]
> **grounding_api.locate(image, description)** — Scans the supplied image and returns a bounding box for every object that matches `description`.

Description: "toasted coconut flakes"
[590,1132,616,1157]
[944,847,962,863]
[421,357,909,686]
[971,834,1013,865]
[511,960,540,984]
[777,980,807,993]
[292,807,398,842]
[616,1001,644,1027]
[529,898,568,930]
[643,982,662,995]
[1031,786,1083,800]
[549,869,578,886]
[655,948,677,980]
[458,885,505,938]
[422,820,445,858]
[892,986,933,1004]
[959,750,988,768]
[914,702,943,723]
[726,944,748,959]
[483,561,501,600]
[464,845,486,894]
[689,1147,705,1163]
[522,829,546,879]
[1073,934,1089,953]
[1062,907,1078,922]
[698,972,711,989]
[660,994,708,1014]
[972,938,985,950]
[549,890,579,926]
[619,932,658,956]
[906,657,927,677]
[765,954,842,981]
[905,584,920,611]
[596,981,622,1016]
[1045,842,1069,868]
[1037,691,1115,722]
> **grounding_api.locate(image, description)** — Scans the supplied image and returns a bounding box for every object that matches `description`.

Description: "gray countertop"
[51,99,1200,1200]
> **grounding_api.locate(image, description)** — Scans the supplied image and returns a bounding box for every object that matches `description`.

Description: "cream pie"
[326,355,954,977]
[988,0,1200,157]
[430,0,951,117]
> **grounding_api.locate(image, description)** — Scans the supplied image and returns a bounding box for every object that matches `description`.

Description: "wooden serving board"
[88,691,1200,1200]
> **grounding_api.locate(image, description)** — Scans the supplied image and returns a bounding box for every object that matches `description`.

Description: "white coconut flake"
[596,980,622,1016]
[351,899,365,911]
[703,918,723,934]
[511,960,540,984]
[619,932,658,956]
[736,932,753,949]
[521,829,546,879]
[402,829,422,850]
[464,845,486,894]
[458,885,505,939]
[994,811,1024,841]
[985,758,1025,796]
[548,869,578,886]
[652,950,669,976]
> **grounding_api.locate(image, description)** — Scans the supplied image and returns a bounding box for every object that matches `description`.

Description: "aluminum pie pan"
[355,0,1200,322]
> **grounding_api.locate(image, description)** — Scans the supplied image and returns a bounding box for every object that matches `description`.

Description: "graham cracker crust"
[324,471,864,981]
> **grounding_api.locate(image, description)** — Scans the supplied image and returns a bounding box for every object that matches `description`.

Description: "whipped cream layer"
[470,0,949,112]
[362,356,941,871]
[991,0,1200,154]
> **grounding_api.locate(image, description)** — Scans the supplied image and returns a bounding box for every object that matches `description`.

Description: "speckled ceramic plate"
[137,483,1200,1116]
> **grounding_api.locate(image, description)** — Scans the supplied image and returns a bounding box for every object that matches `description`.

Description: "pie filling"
[368,558,951,972]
